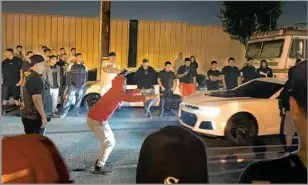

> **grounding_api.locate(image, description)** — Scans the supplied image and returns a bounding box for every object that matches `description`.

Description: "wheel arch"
[226,111,259,135]
[82,92,101,106]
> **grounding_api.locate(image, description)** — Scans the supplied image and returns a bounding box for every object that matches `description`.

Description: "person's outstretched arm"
[119,89,158,103]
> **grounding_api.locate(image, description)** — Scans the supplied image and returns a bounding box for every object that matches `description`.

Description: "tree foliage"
[219,1,283,44]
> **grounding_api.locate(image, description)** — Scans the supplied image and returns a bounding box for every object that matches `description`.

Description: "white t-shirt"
[100,60,120,94]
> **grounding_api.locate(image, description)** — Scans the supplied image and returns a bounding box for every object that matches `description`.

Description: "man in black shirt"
[221,57,241,90]
[207,61,221,90]
[238,60,307,183]
[20,55,48,134]
[2,48,24,113]
[43,55,61,115]
[22,51,33,75]
[56,54,69,105]
[240,57,256,83]
[158,61,177,116]
[59,53,87,117]
[135,59,157,118]
[177,58,196,97]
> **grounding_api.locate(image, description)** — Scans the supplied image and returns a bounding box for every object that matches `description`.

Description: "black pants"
[2,84,20,100]
[160,90,174,111]
[21,117,45,135]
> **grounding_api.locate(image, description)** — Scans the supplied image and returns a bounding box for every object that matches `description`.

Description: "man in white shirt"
[100,52,122,95]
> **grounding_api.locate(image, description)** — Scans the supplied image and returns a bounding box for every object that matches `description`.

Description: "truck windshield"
[246,39,285,58]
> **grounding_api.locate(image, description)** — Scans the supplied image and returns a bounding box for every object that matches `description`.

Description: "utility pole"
[98,0,111,80]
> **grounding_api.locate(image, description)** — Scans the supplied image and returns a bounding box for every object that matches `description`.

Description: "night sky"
[2,1,307,26]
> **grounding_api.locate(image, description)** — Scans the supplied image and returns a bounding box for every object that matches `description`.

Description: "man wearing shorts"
[2,48,24,114]
[176,58,196,97]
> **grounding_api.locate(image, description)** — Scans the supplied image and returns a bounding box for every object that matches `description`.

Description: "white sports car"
[83,68,181,109]
[179,78,286,145]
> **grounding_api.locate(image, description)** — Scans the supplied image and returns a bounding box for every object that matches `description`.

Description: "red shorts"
[179,83,196,97]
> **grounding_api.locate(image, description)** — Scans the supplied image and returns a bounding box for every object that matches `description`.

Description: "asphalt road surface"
[2,107,294,183]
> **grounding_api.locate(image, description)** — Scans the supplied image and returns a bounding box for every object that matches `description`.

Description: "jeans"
[50,88,59,114]
[61,86,84,116]
[141,89,157,112]
[87,117,116,166]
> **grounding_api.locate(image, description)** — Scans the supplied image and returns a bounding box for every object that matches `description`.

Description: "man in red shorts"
[176,58,196,97]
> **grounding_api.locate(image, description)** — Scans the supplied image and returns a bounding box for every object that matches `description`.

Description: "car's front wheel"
[83,93,101,110]
[224,113,258,146]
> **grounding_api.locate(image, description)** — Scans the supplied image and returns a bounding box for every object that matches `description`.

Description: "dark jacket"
[257,67,273,78]
[190,61,198,76]
[135,66,157,89]
[257,61,273,78]
[56,60,69,86]
[66,63,87,89]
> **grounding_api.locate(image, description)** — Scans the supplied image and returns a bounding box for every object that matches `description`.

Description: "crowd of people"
[1,44,307,183]
[2,45,88,133]
[2,45,277,121]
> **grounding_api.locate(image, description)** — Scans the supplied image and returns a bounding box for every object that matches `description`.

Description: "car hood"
[183,91,251,106]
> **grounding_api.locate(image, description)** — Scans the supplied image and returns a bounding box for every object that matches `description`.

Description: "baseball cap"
[29,55,45,67]
[136,126,209,184]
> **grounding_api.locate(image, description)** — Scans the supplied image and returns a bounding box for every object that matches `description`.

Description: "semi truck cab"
[245,28,307,78]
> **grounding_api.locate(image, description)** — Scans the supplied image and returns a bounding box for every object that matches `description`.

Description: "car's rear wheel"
[224,113,258,146]
[83,93,101,110]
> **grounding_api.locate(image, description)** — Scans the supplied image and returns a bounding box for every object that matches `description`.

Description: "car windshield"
[246,39,284,58]
[207,80,284,99]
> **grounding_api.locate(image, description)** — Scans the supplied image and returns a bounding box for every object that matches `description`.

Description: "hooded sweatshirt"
[257,61,273,78]
[88,75,146,122]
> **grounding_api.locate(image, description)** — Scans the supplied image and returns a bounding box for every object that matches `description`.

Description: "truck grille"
[181,110,197,127]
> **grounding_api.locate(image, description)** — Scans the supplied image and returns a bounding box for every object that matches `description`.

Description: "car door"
[121,71,160,107]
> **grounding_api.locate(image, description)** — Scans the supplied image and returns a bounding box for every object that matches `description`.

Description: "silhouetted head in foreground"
[136,126,209,184]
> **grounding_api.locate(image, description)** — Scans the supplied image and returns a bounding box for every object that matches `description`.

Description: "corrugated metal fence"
[2,13,245,71]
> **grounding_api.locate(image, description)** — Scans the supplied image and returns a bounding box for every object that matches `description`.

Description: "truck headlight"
[199,107,220,117]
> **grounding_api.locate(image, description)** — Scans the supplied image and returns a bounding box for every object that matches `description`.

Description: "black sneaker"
[93,160,113,175]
